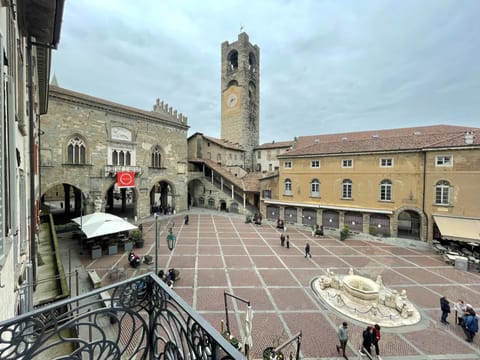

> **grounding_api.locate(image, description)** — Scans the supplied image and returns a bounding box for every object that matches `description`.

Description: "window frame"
[311,160,320,168]
[342,159,353,168]
[284,161,292,169]
[435,155,453,167]
[342,179,352,199]
[435,180,450,205]
[284,178,292,196]
[311,179,320,198]
[380,158,393,168]
[380,179,392,201]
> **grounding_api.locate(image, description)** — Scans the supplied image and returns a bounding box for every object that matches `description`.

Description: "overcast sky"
[52,0,480,144]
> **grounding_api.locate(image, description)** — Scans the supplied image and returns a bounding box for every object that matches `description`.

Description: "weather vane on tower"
[240,24,244,33]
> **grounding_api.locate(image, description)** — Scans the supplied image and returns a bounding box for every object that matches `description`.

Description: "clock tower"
[221,32,260,172]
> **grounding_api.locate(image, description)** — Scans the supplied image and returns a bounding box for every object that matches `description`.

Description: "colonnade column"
[63,184,71,215]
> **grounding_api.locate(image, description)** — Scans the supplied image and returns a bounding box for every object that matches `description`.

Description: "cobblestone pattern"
[68,211,480,359]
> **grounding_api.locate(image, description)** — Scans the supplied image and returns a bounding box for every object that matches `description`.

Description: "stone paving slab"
[64,211,480,359]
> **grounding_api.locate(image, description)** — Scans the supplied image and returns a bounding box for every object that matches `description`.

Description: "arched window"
[435,180,450,205]
[284,179,292,196]
[342,179,352,199]
[248,52,256,72]
[227,50,238,71]
[151,146,162,168]
[311,179,320,197]
[111,149,132,166]
[380,179,392,201]
[67,136,86,164]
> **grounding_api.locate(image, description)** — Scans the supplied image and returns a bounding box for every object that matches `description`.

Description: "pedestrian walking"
[336,321,349,359]
[286,235,290,248]
[440,295,451,324]
[372,324,381,358]
[463,308,478,342]
[280,233,285,246]
[305,242,311,258]
[455,299,466,326]
[361,325,374,357]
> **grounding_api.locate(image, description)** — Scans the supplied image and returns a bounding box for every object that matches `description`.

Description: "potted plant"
[130,230,144,248]
[91,244,102,259]
[222,331,240,349]
[263,347,284,360]
[123,238,134,251]
[108,240,118,255]
[340,225,350,241]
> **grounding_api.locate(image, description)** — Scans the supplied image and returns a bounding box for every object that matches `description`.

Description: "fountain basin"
[343,274,379,301]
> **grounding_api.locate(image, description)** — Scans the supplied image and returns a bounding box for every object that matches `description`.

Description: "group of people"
[158,268,177,288]
[441,296,478,342]
[336,321,381,360]
[128,251,141,268]
[280,233,290,248]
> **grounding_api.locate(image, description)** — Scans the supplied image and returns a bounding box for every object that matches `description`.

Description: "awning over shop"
[72,212,138,239]
[433,215,480,243]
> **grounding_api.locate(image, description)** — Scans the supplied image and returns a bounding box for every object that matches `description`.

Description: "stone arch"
[187,178,206,208]
[207,197,216,209]
[285,206,297,224]
[227,80,238,88]
[230,202,239,213]
[105,180,138,219]
[227,50,238,71]
[150,179,176,215]
[219,200,227,211]
[248,52,256,72]
[395,206,425,241]
[323,210,339,229]
[302,208,317,227]
[266,205,280,221]
[41,182,87,223]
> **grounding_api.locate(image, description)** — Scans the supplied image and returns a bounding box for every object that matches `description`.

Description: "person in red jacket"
[372,324,381,357]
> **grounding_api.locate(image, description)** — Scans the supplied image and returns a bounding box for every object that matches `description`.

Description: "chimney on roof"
[372,134,379,139]
[342,137,348,141]
[465,131,474,145]
[314,139,320,143]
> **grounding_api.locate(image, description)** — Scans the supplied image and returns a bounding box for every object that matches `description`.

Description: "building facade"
[0,0,64,320]
[254,140,294,173]
[260,125,480,243]
[40,86,189,221]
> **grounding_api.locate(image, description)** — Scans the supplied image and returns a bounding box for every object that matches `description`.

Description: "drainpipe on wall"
[26,38,37,287]
[422,150,428,242]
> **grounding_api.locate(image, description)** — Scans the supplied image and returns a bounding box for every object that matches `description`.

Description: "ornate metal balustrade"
[0,274,244,360]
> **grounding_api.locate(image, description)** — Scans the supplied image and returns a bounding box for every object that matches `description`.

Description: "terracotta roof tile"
[283,125,480,157]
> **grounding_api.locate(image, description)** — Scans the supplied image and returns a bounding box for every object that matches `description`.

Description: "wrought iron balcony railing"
[0,273,244,360]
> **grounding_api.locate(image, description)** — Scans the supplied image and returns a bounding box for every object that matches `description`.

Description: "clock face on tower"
[226,93,238,108]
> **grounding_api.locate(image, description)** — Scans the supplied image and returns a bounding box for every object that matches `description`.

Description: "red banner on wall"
[117,172,135,188]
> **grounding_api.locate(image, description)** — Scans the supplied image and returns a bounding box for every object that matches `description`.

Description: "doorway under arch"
[41,183,86,224]
[397,210,421,240]
[105,184,137,220]
[150,181,175,215]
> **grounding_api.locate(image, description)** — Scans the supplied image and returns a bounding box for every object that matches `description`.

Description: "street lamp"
[155,216,176,274]
[167,222,176,250]
[154,214,159,274]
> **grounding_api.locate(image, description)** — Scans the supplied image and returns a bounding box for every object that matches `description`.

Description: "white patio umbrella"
[244,305,253,360]
[72,212,123,227]
[71,212,137,239]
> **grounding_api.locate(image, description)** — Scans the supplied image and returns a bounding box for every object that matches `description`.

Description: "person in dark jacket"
[361,326,374,356]
[463,309,478,342]
[440,296,451,324]
[305,242,311,258]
